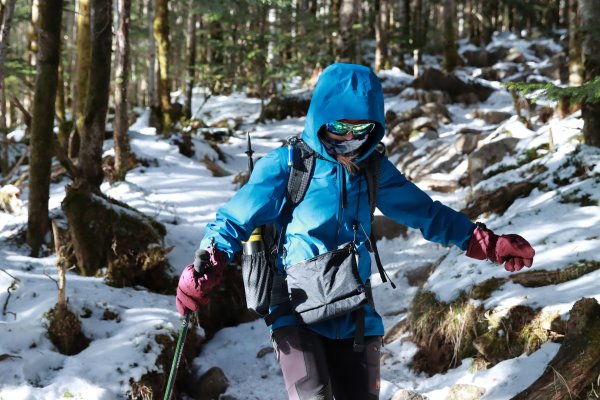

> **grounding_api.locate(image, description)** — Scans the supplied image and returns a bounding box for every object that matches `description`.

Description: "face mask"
[322,134,369,156]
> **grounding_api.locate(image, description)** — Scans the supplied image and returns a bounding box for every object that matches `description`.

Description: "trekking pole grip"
[193,249,210,276]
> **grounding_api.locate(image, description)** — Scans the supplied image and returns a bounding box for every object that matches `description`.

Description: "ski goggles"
[325,121,376,137]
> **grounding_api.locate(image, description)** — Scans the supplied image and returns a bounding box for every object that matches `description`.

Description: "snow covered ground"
[2,34,600,400]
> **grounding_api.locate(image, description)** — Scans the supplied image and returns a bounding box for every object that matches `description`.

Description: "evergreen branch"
[504,77,600,105]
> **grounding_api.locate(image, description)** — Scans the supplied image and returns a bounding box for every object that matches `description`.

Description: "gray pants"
[272,326,382,400]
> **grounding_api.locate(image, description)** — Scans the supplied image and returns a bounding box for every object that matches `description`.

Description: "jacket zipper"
[335,164,344,246]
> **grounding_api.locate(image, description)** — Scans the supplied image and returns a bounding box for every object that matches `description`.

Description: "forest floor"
[1,32,600,399]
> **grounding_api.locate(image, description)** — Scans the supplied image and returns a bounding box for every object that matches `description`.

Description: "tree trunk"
[28,0,40,66]
[0,0,17,176]
[147,0,158,109]
[568,0,583,86]
[184,4,197,119]
[55,58,69,152]
[442,0,458,72]
[73,0,91,160]
[153,0,172,133]
[512,298,600,400]
[114,0,132,182]
[580,0,600,148]
[337,0,358,63]
[77,0,112,188]
[375,0,390,72]
[27,0,63,256]
[397,0,410,68]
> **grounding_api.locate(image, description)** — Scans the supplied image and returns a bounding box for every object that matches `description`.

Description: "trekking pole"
[163,250,210,400]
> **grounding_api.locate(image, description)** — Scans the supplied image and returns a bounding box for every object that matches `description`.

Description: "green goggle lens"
[326,121,375,137]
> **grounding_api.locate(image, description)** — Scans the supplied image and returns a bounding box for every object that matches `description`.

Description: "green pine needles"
[504,77,600,105]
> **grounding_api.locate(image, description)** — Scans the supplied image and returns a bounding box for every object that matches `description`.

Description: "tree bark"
[397,0,410,68]
[72,0,91,160]
[147,0,158,109]
[337,0,358,63]
[153,0,172,133]
[580,0,600,147]
[375,0,390,72]
[114,0,132,181]
[568,0,583,86]
[442,0,458,72]
[0,0,17,176]
[77,0,112,188]
[27,0,63,256]
[184,3,197,119]
[512,298,600,400]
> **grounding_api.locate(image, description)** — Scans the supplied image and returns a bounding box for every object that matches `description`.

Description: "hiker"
[175,63,535,400]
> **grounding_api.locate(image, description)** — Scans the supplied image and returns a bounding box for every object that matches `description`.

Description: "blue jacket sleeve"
[199,148,289,260]
[376,156,475,250]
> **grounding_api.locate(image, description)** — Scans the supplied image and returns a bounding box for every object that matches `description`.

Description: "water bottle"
[243,227,265,255]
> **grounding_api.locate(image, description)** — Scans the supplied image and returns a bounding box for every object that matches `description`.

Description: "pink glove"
[466,223,535,272]
[176,247,228,315]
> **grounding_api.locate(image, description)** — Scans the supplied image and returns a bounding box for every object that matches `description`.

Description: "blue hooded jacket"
[200,63,476,339]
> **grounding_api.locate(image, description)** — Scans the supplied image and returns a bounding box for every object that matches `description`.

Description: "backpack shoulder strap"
[276,137,316,256]
[286,137,316,206]
[363,144,396,289]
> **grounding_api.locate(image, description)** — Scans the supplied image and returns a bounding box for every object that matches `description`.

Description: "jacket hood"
[301,63,386,162]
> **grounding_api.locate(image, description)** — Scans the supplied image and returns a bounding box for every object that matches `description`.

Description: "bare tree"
[185,2,197,119]
[114,0,132,181]
[153,0,172,133]
[337,0,358,63]
[568,0,583,86]
[375,0,390,72]
[442,0,459,72]
[73,0,91,158]
[77,0,112,188]
[580,0,600,147]
[0,0,17,176]
[147,0,158,109]
[27,0,63,256]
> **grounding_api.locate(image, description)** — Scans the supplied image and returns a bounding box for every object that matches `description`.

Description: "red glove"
[175,247,228,315]
[466,223,535,272]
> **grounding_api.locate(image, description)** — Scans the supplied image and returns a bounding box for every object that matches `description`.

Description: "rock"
[462,49,495,67]
[505,49,527,64]
[401,87,451,104]
[478,63,520,82]
[445,384,485,400]
[391,389,430,400]
[388,117,439,149]
[372,215,408,241]
[262,93,311,120]
[404,263,435,287]
[467,138,520,185]
[418,176,458,193]
[536,53,568,82]
[470,110,512,125]
[189,367,230,400]
[454,133,480,154]
[384,319,408,344]
[420,102,452,124]
[0,184,22,215]
[462,181,537,219]
[411,67,495,103]
[388,103,451,133]
[196,268,258,339]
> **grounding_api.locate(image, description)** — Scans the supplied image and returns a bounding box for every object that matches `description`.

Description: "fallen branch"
[10,97,32,128]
